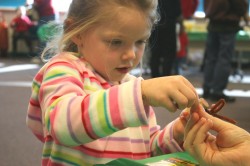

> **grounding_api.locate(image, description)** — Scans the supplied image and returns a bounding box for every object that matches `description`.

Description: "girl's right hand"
[141,76,198,112]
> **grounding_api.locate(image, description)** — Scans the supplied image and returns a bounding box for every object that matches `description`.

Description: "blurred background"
[0,0,250,165]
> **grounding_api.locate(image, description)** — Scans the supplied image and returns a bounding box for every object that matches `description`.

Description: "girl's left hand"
[173,108,190,144]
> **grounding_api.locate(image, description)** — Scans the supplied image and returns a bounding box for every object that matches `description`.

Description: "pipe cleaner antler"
[199,98,237,124]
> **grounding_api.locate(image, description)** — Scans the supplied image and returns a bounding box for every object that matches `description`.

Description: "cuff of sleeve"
[137,77,150,118]
[118,77,149,126]
[135,77,150,124]
[163,120,184,153]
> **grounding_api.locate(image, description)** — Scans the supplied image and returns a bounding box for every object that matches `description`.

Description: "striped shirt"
[26,52,183,166]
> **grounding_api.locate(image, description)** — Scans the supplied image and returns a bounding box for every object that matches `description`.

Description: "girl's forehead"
[114,7,147,23]
[96,8,151,37]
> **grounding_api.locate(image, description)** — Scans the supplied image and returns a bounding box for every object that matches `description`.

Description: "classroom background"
[0,0,250,165]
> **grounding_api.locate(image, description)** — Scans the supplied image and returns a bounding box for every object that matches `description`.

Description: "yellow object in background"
[184,20,207,33]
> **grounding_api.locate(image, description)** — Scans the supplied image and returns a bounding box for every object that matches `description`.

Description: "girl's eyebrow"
[101,29,151,41]
[101,33,124,40]
[101,30,123,36]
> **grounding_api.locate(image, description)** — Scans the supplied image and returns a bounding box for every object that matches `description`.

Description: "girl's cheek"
[136,49,144,59]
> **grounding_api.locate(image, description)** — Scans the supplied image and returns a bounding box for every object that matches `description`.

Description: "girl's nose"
[123,46,136,60]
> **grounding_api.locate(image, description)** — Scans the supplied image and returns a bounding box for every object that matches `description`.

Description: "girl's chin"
[108,74,127,82]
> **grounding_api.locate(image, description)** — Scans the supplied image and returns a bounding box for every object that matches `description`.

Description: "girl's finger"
[170,91,189,110]
[182,77,198,98]
[184,112,199,137]
[180,108,190,121]
[184,113,200,146]
[170,89,197,111]
[162,98,179,113]
[179,87,198,108]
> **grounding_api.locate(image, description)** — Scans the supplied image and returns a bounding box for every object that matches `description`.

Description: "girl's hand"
[173,108,190,144]
[184,104,250,166]
[141,76,198,112]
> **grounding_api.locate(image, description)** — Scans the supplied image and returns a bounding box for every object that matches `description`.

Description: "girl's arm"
[149,108,190,156]
[149,109,191,156]
[149,119,184,156]
[28,59,149,146]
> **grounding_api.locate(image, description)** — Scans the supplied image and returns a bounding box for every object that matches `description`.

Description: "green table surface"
[187,31,250,41]
[95,152,199,166]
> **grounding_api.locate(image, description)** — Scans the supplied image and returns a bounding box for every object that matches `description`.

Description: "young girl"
[26,0,198,165]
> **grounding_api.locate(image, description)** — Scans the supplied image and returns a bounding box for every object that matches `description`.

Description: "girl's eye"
[106,39,122,46]
[136,40,148,46]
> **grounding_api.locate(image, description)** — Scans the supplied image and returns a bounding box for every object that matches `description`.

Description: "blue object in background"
[0,0,26,8]
[196,0,204,12]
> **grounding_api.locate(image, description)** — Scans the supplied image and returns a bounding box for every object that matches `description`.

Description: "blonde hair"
[41,0,159,61]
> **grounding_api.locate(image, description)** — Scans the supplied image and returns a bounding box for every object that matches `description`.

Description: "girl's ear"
[71,34,82,45]
[65,18,82,46]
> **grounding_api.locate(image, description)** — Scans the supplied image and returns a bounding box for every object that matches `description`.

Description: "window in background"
[52,0,72,12]
[26,0,33,6]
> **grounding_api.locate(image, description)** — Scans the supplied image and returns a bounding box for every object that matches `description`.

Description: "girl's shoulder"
[43,52,104,81]
[40,52,88,74]
[46,52,86,67]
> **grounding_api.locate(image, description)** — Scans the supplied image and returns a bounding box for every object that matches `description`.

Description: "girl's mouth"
[116,67,130,74]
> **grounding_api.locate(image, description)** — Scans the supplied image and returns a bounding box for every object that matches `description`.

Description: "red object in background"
[33,0,55,17]
[180,0,199,19]
[177,31,189,58]
[10,16,33,32]
[0,14,8,52]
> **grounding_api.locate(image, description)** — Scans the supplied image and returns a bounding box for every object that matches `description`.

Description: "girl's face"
[75,8,151,82]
